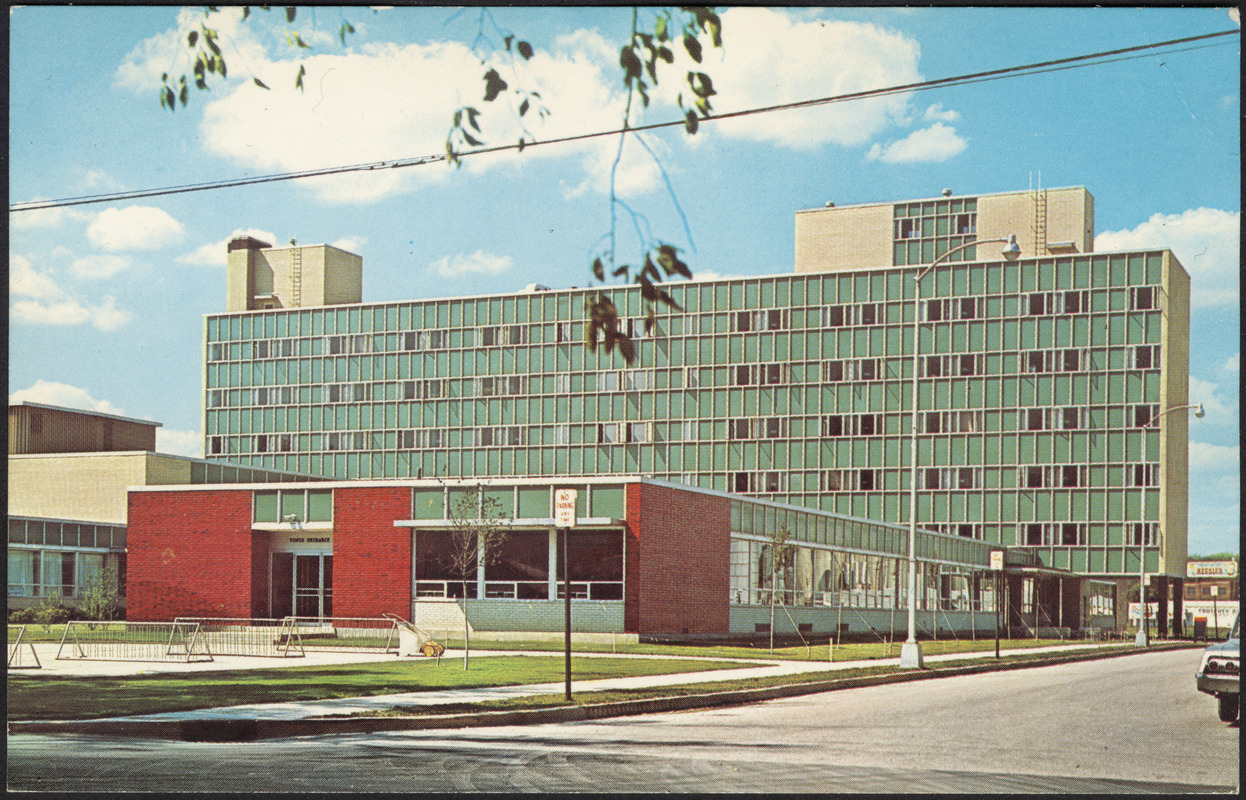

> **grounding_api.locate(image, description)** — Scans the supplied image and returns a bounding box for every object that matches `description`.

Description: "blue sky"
[8,6,1240,555]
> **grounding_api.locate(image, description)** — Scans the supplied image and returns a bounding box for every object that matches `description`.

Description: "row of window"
[206,404,1164,454]
[208,288,1164,361]
[1020,522,1157,547]
[207,342,1164,402]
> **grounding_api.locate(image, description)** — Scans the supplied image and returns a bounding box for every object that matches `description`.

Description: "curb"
[9,643,1198,741]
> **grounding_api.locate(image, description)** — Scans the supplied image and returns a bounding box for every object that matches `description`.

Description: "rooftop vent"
[942,188,952,197]
[824,201,835,208]
[227,236,273,252]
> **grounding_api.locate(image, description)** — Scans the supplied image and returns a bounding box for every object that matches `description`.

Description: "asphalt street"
[7,647,1238,793]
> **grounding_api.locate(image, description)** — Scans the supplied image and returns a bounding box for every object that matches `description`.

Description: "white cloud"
[1189,440,1240,473]
[331,236,367,253]
[1223,353,1239,373]
[700,9,921,148]
[9,205,89,231]
[71,254,133,280]
[923,103,960,122]
[114,7,265,94]
[87,206,185,252]
[9,380,128,416]
[428,250,513,279]
[12,295,131,332]
[1189,375,1238,421]
[10,254,64,299]
[157,428,204,458]
[178,228,278,267]
[1095,208,1239,307]
[866,122,967,163]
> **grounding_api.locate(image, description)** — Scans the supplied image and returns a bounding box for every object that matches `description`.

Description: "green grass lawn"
[6,655,749,721]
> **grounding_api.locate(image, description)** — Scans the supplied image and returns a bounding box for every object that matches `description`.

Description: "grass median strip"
[341,644,1148,719]
[6,656,750,722]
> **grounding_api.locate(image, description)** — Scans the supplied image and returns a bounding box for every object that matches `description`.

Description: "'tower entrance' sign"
[555,489,577,528]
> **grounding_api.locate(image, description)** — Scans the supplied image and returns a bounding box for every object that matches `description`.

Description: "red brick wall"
[127,489,260,621]
[624,483,731,635]
[332,486,413,619]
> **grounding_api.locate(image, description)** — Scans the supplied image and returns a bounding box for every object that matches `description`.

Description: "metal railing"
[7,625,41,669]
[56,621,213,663]
[417,580,624,601]
[175,617,306,657]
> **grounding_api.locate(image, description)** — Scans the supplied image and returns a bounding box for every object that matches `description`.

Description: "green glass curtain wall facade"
[203,250,1182,580]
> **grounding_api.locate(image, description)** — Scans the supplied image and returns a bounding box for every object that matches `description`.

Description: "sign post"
[555,489,577,701]
[990,551,1004,659]
[1211,585,1219,640]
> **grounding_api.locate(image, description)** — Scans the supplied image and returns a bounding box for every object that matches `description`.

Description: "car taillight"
[1206,659,1240,675]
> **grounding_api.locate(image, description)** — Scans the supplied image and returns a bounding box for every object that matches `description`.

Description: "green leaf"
[461,130,482,147]
[243,7,250,20]
[657,244,692,279]
[295,64,306,91]
[219,58,227,79]
[688,72,716,98]
[683,34,702,63]
[254,77,270,90]
[285,6,296,23]
[519,99,529,117]
[178,77,188,106]
[612,264,629,278]
[188,31,199,48]
[619,46,642,85]
[684,109,699,135]
[617,335,636,365]
[517,137,525,153]
[482,69,508,102]
[295,34,309,49]
[516,40,533,60]
[591,258,605,282]
[658,46,674,64]
[465,106,481,132]
[503,34,514,51]
[654,16,668,41]
[205,32,221,56]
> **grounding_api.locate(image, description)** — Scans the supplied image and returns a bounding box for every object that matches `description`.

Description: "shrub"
[8,607,37,625]
[32,597,74,630]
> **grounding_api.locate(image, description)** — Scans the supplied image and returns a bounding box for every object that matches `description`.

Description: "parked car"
[1196,612,1240,723]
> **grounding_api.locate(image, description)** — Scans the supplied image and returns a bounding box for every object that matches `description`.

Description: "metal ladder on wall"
[1031,187,1048,256]
[289,246,302,307]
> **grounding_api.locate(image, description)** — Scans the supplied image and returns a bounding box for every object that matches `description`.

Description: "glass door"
[293,554,332,619]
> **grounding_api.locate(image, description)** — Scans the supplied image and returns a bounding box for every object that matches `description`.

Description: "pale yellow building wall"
[977,187,1093,257]
[227,244,362,310]
[7,452,200,524]
[794,204,894,273]
[8,453,150,524]
[1158,250,1191,577]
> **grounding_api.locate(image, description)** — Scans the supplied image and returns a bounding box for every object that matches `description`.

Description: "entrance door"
[271,552,332,619]
[294,554,333,619]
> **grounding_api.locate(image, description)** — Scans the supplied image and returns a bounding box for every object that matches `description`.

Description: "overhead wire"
[9,28,1238,213]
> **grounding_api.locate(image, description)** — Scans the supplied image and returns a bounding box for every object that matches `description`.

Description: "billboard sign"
[1186,560,1239,579]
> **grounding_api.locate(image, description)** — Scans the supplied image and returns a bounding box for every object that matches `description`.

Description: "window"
[1028,293,1049,316]
[729,419,750,440]
[597,423,621,444]
[626,422,651,443]
[597,372,620,392]
[858,469,876,491]
[1024,351,1048,373]
[1131,464,1158,486]
[735,364,787,386]
[1132,345,1159,370]
[553,424,570,444]
[553,373,571,393]
[824,360,844,382]
[623,370,654,391]
[734,311,752,333]
[1133,404,1155,428]
[506,325,528,345]
[680,420,698,440]
[1025,466,1045,488]
[1060,407,1084,430]
[1062,349,1081,372]
[1061,524,1085,545]
[555,322,571,343]
[1129,522,1157,546]
[1130,286,1155,311]
[1026,409,1047,431]
[1063,290,1086,314]
[1025,523,1043,545]
[478,326,500,346]
[1060,465,1083,488]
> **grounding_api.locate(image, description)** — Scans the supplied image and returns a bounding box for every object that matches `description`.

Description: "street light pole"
[901,234,1020,670]
[1134,402,1204,647]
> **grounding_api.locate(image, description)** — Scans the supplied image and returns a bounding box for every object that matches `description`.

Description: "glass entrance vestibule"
[270,552,333,618]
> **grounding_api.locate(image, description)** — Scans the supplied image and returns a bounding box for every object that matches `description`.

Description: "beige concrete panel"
[225,248,251,312]
[322,245,363,305]
[794,205,894,272]
[145,453,195,486]
[7,453,149,524]
[1159,251,1191,576]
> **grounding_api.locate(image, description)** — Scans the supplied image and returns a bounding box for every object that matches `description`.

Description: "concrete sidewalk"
[19,641,1142,722]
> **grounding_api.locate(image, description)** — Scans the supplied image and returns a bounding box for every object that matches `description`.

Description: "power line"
[10,28,1238,213]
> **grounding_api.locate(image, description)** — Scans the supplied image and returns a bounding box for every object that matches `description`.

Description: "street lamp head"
[1193,403,1205,419]
[1001,234,1021,262]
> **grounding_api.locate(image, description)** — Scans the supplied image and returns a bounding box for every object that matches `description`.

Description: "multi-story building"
[199,187,1191,636]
